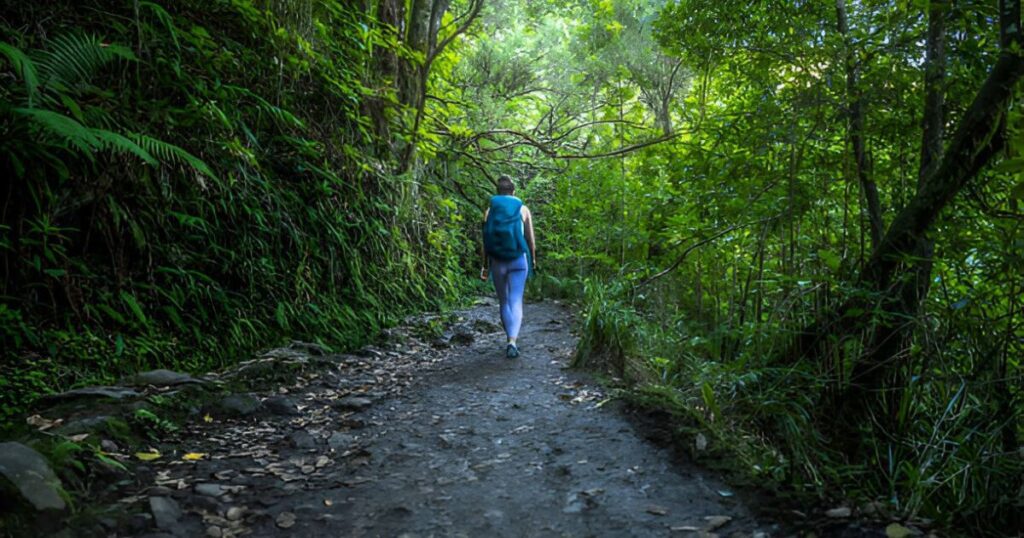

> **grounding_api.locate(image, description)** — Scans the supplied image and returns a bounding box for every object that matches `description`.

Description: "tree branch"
[636,217,779,288]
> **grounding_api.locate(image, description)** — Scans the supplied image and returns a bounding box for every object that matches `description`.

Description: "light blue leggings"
[491,254,528,340]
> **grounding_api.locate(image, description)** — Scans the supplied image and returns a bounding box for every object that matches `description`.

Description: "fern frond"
[91,130,157,165]
[222,84,305,129]
[130,133,218,181]
[0,42,39,106]
[14,107,100,155]
[33,33,135,91]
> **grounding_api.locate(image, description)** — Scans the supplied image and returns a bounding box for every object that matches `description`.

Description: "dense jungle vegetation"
[2,0,1022,534]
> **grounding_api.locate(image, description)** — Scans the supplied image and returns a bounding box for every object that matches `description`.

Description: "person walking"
[480,175,536,358]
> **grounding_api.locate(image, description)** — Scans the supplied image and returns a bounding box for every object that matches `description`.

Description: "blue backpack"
[483,195,528,261]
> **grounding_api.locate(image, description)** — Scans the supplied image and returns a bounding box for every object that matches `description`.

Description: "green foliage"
[2,0,1022,534]
[0,0,473,429]
[449,0,1023,533]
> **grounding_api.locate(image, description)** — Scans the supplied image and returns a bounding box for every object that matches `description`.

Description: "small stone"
[695,432,708,451]
[704,515,732,531]
[562,494,584,514]
[191,495,221,513]
[333,396,372,411]
[862,500,886,515]
[213,469,237,480]
[195,483,228,497]
[206,526,223,538]
[276,511,296,529]
[265,396,300,416]
[826,506,852,518]
[149,496,182,530]
[100,439,119,453]
[885,523,916,538]
[226,506,245,521]
[646,505,668,516]
[328,432,354,451]
[289,431,318,449]
[0,442,67,513]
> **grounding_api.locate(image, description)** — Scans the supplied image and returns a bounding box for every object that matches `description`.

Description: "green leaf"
[1011,181,1024,200]
[817,249,841,271]
[120,291,147,325]
[0,42,39,106]
[701,381,720,420]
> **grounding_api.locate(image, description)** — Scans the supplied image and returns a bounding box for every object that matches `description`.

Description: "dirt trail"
[128,299,778,537]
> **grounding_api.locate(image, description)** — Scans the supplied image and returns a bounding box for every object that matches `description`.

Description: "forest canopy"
[1,0,1022,534]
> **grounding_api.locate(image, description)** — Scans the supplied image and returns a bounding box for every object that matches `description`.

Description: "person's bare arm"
[523,206,536,269]
[480,208,490,280]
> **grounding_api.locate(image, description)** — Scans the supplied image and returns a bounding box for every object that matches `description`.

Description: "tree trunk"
[849,0,948,422]
[836,0,884,251]
[791,0,1024,400]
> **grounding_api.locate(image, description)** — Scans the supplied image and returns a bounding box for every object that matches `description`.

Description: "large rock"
[288,340,329,356]
[264,396,299,416]
[127,369,201,387]
[149,496,182,530]
[217,394,262,417]
[0,442,66,513]
[38,386,140,404]
[332,396,373,411]
[54,415,113,436]
[448,324,476,345]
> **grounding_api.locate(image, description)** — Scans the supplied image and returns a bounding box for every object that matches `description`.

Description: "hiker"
[480,175,537,358]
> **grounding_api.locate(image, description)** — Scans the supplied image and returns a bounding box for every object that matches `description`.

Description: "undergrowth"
[0,1,474,428]
[573,279,1024,535]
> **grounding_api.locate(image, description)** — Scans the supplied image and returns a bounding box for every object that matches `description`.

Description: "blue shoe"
[506,344,519,359]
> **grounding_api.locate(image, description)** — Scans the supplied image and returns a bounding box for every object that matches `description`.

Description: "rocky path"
[109,298,774,538]
[4,298,798,537]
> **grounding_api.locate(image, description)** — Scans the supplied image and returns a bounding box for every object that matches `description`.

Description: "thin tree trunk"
[836,0,884,250]
[854,0,948,399]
